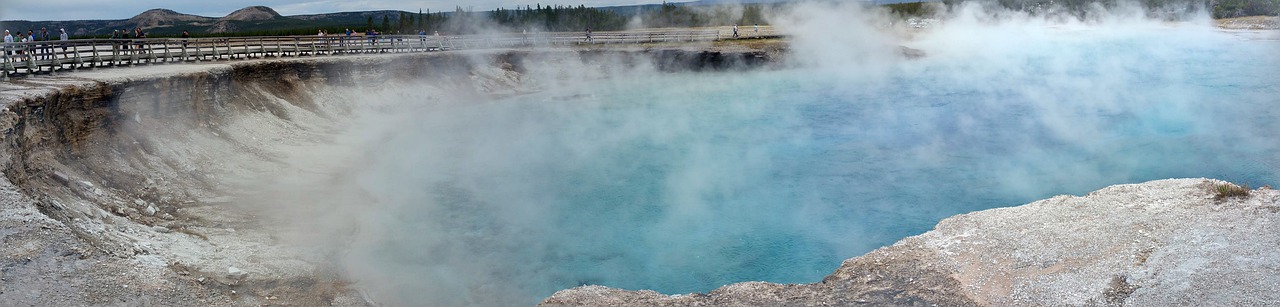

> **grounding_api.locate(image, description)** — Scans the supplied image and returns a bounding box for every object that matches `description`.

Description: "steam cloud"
[244,2,1279,306]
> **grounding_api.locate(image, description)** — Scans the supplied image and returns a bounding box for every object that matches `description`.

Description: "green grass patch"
[1213,182,1251,200]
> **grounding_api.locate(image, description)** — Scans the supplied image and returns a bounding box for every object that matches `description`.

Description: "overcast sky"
[0,0,670,21]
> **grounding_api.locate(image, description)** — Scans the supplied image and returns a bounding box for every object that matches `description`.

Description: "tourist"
[135,28,147,54]
[59,29,68,57]
[3,30,12,58]
[732,24,739,39]
[754,23,759,36]
[121,29,130,53]
[336,28,348,47]
[39,27,50,60]
[585,27,592,44]
[3,30,12,65]
[26,30,35,60]
[180,30,191,58]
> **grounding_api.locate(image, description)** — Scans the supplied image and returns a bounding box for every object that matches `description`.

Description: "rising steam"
[231,2,1280,306]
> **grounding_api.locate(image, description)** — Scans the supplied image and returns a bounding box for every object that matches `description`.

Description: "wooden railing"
[1,29,779,80]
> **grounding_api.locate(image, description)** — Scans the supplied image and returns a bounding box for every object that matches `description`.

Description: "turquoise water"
[352,28,1278,305]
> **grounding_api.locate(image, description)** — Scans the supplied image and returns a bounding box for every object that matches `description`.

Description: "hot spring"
[327,24,1277,305]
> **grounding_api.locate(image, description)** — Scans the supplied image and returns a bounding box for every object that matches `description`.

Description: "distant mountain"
[224,6,283,21]
[0,6,416,37]
[128,9,214,28]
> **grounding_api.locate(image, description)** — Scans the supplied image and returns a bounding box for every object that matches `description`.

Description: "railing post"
[89,41,99,68]
[129,40,138,66]
[2,48,10,81]
[71,43,81,70]
[212,39,221,60]
[112,40,121,66]
[51,42,62,73]
[146,40,156,64]
[27,44,37,73]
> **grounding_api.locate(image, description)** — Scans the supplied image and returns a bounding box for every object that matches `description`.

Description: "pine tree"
[399,12,407,32]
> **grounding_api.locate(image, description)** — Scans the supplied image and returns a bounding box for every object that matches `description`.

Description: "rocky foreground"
[542,178,1280,306]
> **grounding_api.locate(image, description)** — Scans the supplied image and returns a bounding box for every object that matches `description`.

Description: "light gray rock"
[226,266,247,281]
[542,179,1280,306]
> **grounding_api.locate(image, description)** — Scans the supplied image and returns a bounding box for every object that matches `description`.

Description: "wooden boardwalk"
[1,29,779,81]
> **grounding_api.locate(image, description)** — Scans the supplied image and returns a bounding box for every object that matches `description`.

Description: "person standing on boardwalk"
[585,27,592,44]
[134,28,147,54]
[3,30,13,64]
[59,29,68,57]
[17,33,25,61]
[26,30,35,60]
[754,23,759,37]
[4,30,12,58]
[121,29,131,54]
[732,24,739,39]
[181,30,190,48]
[39,27,50,60]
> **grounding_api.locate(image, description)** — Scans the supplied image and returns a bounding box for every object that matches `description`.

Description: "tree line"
[352,3,773,35]
[943,0,1278,19]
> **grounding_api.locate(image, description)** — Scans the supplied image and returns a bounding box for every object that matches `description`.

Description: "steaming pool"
[349,27,1278,305]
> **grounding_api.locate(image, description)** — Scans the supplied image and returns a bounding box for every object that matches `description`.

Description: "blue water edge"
[352,29,1278,305]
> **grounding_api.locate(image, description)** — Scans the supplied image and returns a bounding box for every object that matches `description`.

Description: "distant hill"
[0,6,418,37]
[128,9,214,28]
[224,6,284,21]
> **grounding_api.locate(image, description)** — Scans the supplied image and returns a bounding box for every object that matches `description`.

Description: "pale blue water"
[353,29,1278,305]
